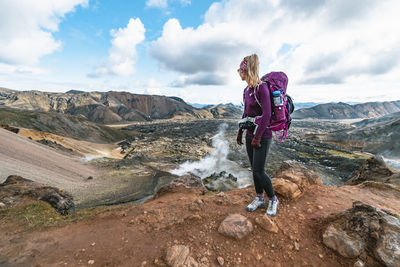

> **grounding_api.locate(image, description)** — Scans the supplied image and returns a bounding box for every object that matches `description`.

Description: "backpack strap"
[253,82,265,107]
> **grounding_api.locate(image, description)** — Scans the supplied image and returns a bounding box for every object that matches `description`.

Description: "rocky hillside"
[317,112,400,157]
[0,88,242,123]
[1,161,399,267]
[0,106,128,143]
[292,100,400,120]
[345,156,400,192]
[203,103,243,119]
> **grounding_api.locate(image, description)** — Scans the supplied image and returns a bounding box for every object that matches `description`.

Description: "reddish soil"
[1,184,399,267]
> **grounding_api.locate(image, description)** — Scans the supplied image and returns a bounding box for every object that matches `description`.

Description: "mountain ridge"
[292,100,400,119]
[0,88,242,123]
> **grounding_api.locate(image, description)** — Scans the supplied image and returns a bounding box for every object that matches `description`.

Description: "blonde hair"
[244,54,260,88]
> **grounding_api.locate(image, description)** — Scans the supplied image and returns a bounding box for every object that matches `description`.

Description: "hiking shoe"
[266,198,279,216]
[246,197,266,212]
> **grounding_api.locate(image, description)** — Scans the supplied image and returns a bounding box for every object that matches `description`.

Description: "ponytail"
[244,54,260,88]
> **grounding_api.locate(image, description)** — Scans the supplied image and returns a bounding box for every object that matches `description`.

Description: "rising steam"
[170,123,252,188]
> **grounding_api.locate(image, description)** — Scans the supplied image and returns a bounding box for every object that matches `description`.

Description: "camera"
[238,117,256,131]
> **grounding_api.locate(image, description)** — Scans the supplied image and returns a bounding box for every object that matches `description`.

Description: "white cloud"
[144,78,162,95]
[149,0,400,103]
[0,0,88,67]
[0,63,48,75]
[89,18,146,77]
[146,0,168,9]
[178,0,191,6]
[146,0,191,9]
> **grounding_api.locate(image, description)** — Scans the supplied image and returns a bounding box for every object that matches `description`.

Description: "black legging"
[245,135,275,198]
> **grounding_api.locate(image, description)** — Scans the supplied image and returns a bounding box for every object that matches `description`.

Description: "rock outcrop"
[323,201,400,266]
[203,171,238,192]
[0,175,75,215]
[346,156,400,187]
[272,161,322,199]
[155,175,205,199]
[0,123,19,134]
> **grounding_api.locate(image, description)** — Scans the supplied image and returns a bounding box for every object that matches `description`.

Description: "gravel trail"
[0,128,101,202]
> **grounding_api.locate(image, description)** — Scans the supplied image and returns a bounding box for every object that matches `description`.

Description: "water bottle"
[272,91,283,106]
[272,90,285,123]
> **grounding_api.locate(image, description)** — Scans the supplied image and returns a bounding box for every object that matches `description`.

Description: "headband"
[240,58,247,73]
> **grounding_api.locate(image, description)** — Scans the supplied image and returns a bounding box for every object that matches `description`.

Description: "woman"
[237,54,279,216]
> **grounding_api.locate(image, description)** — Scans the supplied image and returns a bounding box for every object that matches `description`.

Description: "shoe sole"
[245,203,266,212]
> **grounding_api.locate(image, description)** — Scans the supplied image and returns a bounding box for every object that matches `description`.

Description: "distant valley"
[308,111,400,158]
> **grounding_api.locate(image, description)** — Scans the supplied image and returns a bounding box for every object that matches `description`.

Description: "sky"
[0,0,399,105]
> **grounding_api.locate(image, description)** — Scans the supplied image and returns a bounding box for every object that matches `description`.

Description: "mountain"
[189,103,209,108]
[292,100,400,120]
[0,88,243,123]
[202,103,243,118]
[294,102,322,109]
[0,106,128,143]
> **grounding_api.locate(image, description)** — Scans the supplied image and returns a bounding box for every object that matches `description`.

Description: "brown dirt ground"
[18,128,124,159]
[1,183,399,267]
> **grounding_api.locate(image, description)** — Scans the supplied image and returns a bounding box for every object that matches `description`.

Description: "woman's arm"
[242,88,247,119]
[253,83,271,138]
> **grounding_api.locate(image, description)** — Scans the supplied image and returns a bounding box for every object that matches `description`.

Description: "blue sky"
[0,0,399,104]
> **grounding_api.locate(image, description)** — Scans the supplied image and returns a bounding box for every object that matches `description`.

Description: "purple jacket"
[242,83,272,138]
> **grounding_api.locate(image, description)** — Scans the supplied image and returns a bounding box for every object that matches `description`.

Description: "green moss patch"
[0,201,128,232]
[324,149,370,160]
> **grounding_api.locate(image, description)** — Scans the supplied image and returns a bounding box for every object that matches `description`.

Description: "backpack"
[254,71,294,143]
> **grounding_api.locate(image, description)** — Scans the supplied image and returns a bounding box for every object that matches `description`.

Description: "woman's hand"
[236,129,243,145]
[251,135,261,148]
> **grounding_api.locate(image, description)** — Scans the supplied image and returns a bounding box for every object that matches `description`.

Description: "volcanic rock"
[0,123,19,134]
[218,214,253,239]
[346,156,400,186]
[0,175,75,215]
[203,171,238,191]
[322,201,400,266]
[323,225,366,258]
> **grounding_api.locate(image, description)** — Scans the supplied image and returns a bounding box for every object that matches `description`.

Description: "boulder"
[218,214,253,239]
[255,215,279,233]
[271,178,302,199]
[272,161,322,199]
[322,201,400,266]
[323,225,365,258]
[0,175,75,215]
